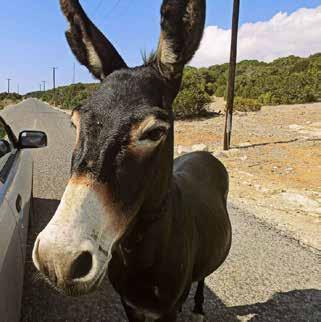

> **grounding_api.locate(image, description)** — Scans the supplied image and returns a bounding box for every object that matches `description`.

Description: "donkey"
[32,0,232,321]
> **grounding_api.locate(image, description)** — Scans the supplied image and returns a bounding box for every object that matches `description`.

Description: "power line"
[103,0,122,20]
[93,0,104,16]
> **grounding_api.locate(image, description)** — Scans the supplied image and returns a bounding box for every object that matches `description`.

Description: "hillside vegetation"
[26,54,321,117]
[0,92,22,110]
[25,83,99,110]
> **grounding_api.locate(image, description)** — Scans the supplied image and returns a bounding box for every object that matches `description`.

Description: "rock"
[289,124,304,130]
[216,149,240,158]
[239,142,251,147]
[280,192,321,212]
[176,145,192,155]
[192,144,209,152]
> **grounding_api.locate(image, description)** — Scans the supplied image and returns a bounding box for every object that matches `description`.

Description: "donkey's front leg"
[121,299,146,322]
[156,310,177,322]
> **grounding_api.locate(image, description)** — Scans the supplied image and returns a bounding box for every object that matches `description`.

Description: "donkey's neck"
[118,194,172,265]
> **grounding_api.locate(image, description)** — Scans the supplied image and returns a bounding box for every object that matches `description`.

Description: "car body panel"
[0,117,34,322]
[4,150,33,259]
[0,199,24,322]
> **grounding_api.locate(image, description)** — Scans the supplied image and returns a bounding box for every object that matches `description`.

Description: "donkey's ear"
[60,0,127,81]
[156,0,206,80]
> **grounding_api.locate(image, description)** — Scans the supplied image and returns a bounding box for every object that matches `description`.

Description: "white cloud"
[191,6,321,67]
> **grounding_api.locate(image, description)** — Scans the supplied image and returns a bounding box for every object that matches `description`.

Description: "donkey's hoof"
[191,313,204,322]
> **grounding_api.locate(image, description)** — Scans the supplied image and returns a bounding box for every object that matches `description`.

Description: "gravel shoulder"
[175,102,321,252]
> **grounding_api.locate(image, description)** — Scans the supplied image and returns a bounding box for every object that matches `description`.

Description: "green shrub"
[215,85,226,97]
[173,67,211,118]
[0,92,22,110]
[25,83,99,110]
[173,87,211,118]
[204,54,321,105]
[205,82,216,96]
[233,97,262,112]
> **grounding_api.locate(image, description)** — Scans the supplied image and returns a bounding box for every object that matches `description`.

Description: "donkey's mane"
[141,50,157,66]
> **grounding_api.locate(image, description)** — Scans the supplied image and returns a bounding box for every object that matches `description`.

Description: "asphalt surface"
[1,98,320,322]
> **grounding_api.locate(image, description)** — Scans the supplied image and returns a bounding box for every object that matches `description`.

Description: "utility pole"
[223,0,240,150]
[6,78,11,93]
[50,67,58,105]
[51,67,58,90]
[42,81,46,92]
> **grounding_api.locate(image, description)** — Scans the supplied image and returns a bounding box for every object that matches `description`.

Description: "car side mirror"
[18,131,47,149]
[0,139,11,157]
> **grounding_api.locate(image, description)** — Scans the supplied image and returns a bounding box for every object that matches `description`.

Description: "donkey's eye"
[140,127,167,142]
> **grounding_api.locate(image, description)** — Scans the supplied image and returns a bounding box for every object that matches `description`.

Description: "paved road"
[1,99,321,322]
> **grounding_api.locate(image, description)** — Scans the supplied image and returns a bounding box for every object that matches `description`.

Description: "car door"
[0,120,25,322]
[1,119,33,260]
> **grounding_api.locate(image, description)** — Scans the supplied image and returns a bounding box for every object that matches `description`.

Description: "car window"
[0,120,15,180]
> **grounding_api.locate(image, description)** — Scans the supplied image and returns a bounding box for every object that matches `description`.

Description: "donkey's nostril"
[69,251,93,280]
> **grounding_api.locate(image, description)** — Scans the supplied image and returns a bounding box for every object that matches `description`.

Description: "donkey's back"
[173,151,232,281]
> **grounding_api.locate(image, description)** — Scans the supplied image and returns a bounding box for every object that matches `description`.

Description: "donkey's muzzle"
[33,236,98,293]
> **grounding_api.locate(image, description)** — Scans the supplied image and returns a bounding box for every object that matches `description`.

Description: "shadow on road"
[21,198,321,321]
[199,287,321,321]
[229,289,321,321]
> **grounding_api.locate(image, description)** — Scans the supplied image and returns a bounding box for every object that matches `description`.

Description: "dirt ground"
[174,101,321,252]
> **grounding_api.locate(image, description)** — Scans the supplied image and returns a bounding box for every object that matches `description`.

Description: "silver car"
[0,116,47,322]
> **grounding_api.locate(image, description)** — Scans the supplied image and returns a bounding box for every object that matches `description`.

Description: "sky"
[1,0,321,94]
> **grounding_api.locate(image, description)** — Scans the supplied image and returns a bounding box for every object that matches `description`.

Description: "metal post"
[6,78,11,93]
[223,0,240,150]
[51,67,58,105]
[51,67,57,90]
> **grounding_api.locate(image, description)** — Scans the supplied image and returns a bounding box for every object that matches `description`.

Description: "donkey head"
[33,0,205,296]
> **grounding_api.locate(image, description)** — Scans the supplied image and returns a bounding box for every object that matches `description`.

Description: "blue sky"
[1,0,321,94]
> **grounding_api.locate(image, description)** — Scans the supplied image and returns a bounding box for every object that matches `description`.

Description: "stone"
[192,144,209,152]
[239,142,251,147]
[280,192,321,212]
[289,124,304,130]
[176,145,192,155]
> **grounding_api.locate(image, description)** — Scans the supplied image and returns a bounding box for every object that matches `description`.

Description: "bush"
[215,85,226,97]
[173,87,211,118]
[173,67,211,118]
[204,54,321,105]
[233,97,262,112]
[25,83,99,110]
[0,92,22,110]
